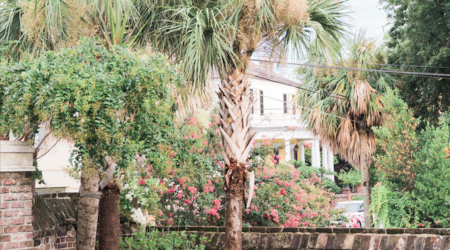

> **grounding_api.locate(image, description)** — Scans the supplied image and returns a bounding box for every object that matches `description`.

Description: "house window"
[260,90,264,115]
[283,94,288,113]
[294,144,299,161]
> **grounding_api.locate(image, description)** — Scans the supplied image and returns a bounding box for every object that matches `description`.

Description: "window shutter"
[291,94,296,114]
[260,90,264,115]
[283,94,288,114]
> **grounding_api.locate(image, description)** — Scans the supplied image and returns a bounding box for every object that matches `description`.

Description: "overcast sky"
[345,0,391,42]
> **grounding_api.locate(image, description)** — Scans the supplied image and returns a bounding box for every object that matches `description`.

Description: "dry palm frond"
[20,0,94,51]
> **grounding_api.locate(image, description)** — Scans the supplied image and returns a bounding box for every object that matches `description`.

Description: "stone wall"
[150,226,450,250]
[0,172,34,249]
[32,193,79,250]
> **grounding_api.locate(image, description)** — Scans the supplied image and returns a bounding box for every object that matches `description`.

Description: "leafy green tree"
[384,0,450,127]
[372,89,450,228]
[0,38,182,249]
[296,30,397,226]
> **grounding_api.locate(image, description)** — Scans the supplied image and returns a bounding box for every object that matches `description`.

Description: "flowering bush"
[372,90,450,228]
[120,112,343,227]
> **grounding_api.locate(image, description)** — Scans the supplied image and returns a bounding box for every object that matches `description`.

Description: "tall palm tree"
[148,0,347,248]
[1,0,348,248]
[297,30,395,227]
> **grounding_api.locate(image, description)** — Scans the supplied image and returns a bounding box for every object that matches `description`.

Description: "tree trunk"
[225,165,244,249]
[359,128,372,227]
[77,168,100,250]
[98,182,121,250]
[217,68,256,250]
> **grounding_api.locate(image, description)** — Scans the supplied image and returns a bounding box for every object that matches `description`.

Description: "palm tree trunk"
[217,68,256,250]
[359,128,372,227]
[77,169,100,250]
[225,166,244,249]
[98,183,121,250]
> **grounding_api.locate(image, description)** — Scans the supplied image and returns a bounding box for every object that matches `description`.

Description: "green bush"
[120,229,208,250]
[372,89,450,228]
[292,160,341,194]
[337,167,361,192]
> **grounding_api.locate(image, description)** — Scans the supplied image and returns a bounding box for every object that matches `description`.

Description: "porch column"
[328,147,335,182]
[322,143,328,170]
[313,139,320,168]
[284,139,291,163]
[300,142,305,162]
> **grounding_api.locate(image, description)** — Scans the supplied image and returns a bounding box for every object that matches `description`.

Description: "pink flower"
[188,186,197,195]
[185,199,191,205]
[276,155,281,160]
[139,176,146,186]
[177,194,182,199]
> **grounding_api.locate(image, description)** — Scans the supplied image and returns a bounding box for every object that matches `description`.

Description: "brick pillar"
[0,141,35,249]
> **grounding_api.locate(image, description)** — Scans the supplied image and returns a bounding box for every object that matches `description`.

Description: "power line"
[259,94,364,126]
[246,69,349,101]
[252,56,450,70]
[250,59,450,79]
[344,62,450,70]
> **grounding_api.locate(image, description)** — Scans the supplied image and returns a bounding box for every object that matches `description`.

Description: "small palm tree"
[149,0,347,247]
[297,30,396,227]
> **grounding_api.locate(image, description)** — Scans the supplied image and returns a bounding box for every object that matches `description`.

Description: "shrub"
[119,113,343,228]
[120,229,208,250]
[372,89,450,228]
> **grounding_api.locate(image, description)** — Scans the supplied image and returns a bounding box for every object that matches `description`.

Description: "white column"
[322,143,328,170]
[328,148,335,182]
[300,142,305,162]
[311,142,316,167]
[313,139,320,168]
[284,139,291,163]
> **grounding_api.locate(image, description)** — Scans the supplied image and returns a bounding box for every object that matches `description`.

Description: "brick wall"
[150,226,450,250]
[32,194,79,250]
[0,172,34,249]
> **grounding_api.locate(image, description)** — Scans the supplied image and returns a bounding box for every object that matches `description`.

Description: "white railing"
[250,114,305,128]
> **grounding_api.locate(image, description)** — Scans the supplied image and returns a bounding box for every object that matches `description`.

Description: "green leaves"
[385,0,450,127]
[0,38,182,174]
[372,91,450,228]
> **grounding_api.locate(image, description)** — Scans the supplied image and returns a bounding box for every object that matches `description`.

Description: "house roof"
[212,63,301,88]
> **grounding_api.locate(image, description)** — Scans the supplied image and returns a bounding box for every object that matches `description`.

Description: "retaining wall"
[149,226,450,250]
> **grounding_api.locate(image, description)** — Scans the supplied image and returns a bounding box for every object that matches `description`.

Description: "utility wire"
[258,94,364,126]
[246,69,349,101]
[252,56,450,70]
[251,59,450,78]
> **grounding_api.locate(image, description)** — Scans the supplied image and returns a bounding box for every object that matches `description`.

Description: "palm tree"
[148,0,347,248]
[297,30,395,227]
[1,0,348,248]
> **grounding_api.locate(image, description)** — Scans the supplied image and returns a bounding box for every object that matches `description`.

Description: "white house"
[212,64,335,180]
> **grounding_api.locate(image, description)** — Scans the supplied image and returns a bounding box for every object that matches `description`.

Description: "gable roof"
[212,63,301,88]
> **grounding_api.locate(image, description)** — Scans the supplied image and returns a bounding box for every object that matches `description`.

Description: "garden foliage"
[120,229,208,250]
[120,113,343,227]
[372,89,450,228]
[0,38,182,181]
